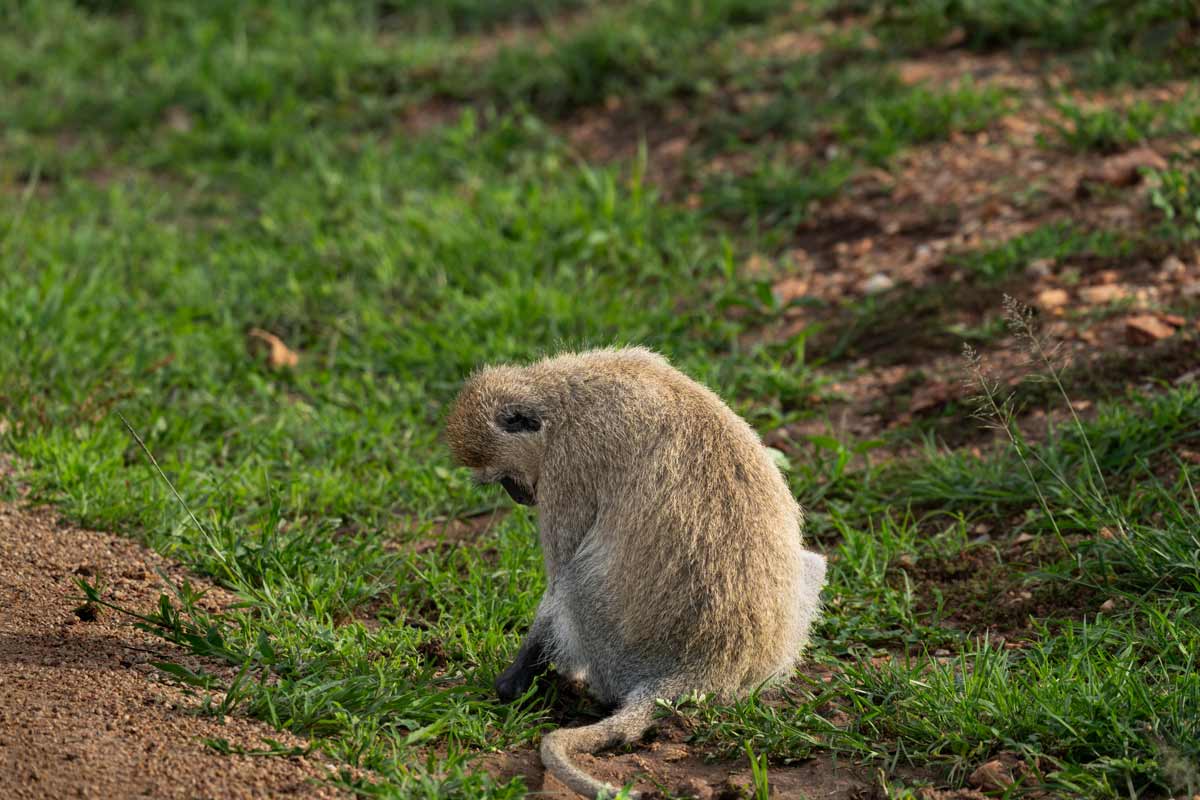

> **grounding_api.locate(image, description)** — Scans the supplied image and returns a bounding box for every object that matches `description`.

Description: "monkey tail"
[539,693,659,799]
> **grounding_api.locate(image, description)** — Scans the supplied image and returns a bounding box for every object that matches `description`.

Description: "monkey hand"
[495,658,540,702]
[495,634,550,703]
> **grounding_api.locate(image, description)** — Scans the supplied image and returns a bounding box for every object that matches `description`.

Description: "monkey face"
[483,407,542,506]
[446,367,547,508]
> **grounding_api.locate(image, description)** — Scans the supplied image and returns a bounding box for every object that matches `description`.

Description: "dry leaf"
[910,381,953,413]
[1077,147,1167,194]
[1001,114,1039,138]
[1125,314,1176,345]
[968,760,1014,791]
[772,276,809,305]
[1078,284,1127,304]
[656,137,688,160]
[1037,288,1069,310]
[247,328,299,369]
[660,745,690,763]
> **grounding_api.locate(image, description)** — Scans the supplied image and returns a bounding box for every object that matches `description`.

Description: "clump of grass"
[839,79,1011,164]
[954,223,1132,282]
[1047,95,1200,153]
[478,23,663,114]
[840,608,1200,797]
[948,296,1200,790]
[458,0,791,116]
[701,158,854,226]
[964,296,1123,538]
[858,0,1199,63]
[745,741,772,800]
[1049,99,1158,152]
[803,295,1200,796]
[1149,162,1200,241]
[376,0,591,34]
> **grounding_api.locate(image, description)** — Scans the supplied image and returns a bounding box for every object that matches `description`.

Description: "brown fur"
[445,347,827,799]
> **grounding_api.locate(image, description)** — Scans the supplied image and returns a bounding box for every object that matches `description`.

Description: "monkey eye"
[497,408,541,434]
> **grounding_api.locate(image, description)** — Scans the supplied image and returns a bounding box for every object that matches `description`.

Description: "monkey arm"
[495,596,553,703]
[537,494,599,580]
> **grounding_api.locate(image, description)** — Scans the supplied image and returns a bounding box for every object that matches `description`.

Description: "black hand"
[495,637,548,702]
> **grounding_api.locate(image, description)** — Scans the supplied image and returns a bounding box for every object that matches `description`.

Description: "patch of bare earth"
[0,502,345,800]
[907,536,1103,642]
[794,82,1197,303]
[475,662,990,799]
[482,714,881,800]
[398,507,509,555]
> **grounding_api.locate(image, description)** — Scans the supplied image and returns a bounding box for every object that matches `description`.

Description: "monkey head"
[445,365,547,506]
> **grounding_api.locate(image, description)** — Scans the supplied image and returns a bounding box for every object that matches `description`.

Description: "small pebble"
[1026,257,1054,278]
[1161,254,1186,276]
[861,273,895,295]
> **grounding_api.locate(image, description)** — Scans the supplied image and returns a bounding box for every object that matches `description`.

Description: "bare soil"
[0,502,344,800]
[483,714,884,800]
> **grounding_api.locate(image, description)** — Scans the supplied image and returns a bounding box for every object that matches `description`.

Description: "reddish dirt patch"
[895,50,1055,90]
[475,664,928,799]
[775,319,1200,449]
[904,542,1103,641]
[482,714,880,799]
[404,507,510,554]
[0,502,345,800]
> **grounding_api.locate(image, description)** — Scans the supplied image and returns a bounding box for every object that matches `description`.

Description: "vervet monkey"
[446,347,826,799]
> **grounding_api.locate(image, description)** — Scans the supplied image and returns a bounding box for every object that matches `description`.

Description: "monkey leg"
[495,607,552,702]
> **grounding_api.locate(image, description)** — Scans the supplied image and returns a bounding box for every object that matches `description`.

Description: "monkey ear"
[497,407,542,434]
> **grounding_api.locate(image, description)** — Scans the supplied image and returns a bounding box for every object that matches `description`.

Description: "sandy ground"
[0,502,345,800]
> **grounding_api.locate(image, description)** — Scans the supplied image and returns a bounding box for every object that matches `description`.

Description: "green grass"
[3,2,1199,799]
[847,0,1200,82]
[953,222,1134,282]
[701,158,855,227]
[1149,161,1200,241]
[837,78,1012,165]
[444,0,793,117]
[376,0,594,34]
[1047,93,1200,153]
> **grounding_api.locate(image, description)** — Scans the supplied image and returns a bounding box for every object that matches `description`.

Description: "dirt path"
[0,502,344,800]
